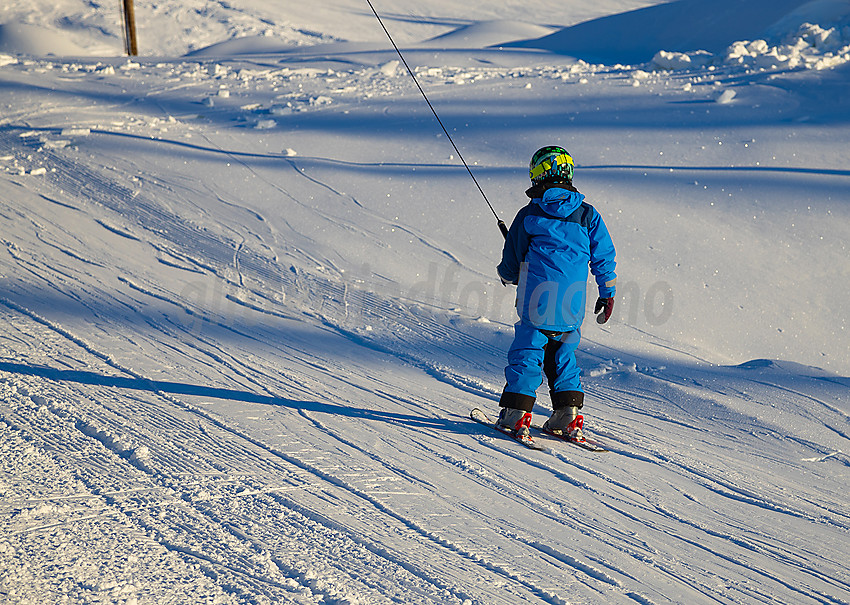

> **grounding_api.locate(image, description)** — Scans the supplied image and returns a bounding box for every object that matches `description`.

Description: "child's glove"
[594,297,614,324]
[499,274,517,286]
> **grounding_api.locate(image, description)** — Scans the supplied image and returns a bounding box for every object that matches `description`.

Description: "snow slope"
[1,1,849,604]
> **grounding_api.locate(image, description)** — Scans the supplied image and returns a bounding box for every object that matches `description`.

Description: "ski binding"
[470,408,547,450]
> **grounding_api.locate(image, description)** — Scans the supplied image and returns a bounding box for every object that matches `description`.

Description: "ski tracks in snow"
[0,301,481,604]
[2,59,849,605]
[0,298,668,605]
[2,136,849,601]
[0,297,659,605]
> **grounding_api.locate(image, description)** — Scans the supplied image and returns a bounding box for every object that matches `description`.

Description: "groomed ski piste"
[1,0,848,603]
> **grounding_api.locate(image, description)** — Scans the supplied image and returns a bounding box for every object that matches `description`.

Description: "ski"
[470,408,609,453]
[470,408,547,451]
[531,424,609,452]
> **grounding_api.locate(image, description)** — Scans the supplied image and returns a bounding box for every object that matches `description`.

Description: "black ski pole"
[365,0,508,240]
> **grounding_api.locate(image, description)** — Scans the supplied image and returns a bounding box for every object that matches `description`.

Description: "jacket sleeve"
[587,209,617,298]
[496,207,531,285]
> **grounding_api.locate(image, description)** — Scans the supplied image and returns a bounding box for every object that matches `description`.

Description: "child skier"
[496,146,617,442]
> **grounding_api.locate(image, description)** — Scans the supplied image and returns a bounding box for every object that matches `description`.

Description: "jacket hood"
[533,186,585,218]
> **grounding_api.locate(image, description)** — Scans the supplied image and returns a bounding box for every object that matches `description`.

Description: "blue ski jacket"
[497,184,617,332]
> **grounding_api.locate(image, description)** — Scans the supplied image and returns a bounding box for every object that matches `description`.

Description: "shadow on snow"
[0,360,473,434]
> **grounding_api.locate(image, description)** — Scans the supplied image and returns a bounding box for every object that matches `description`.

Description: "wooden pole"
[122,0,138,56]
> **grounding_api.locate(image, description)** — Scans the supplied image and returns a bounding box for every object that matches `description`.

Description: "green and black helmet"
[529,146,574,185]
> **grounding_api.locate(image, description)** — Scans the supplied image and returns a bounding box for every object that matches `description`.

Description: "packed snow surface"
[0,0,848,604]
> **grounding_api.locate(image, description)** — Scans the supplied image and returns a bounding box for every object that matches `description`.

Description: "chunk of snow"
[130,446,152,463]
[309,96,333,106]
[652,51,693,70]
[651,50,713,70]
[716,89,737,104]
[42,140,70,149]
[379,60,399,76]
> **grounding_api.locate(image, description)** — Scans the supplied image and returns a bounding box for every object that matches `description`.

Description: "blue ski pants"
[504,321,582,399]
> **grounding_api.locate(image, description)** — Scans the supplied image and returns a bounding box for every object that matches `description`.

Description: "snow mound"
[647,20,850,71]
[186,34,299,57]
[0,23,86,56]
[419,20,558,49]
[499,0,850,73]
[187,36,379,58]
[511,0,841,65]
[723,24,850,70]
[732,359,843,380]
[190,20,558,58]
[766,0,850,38]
